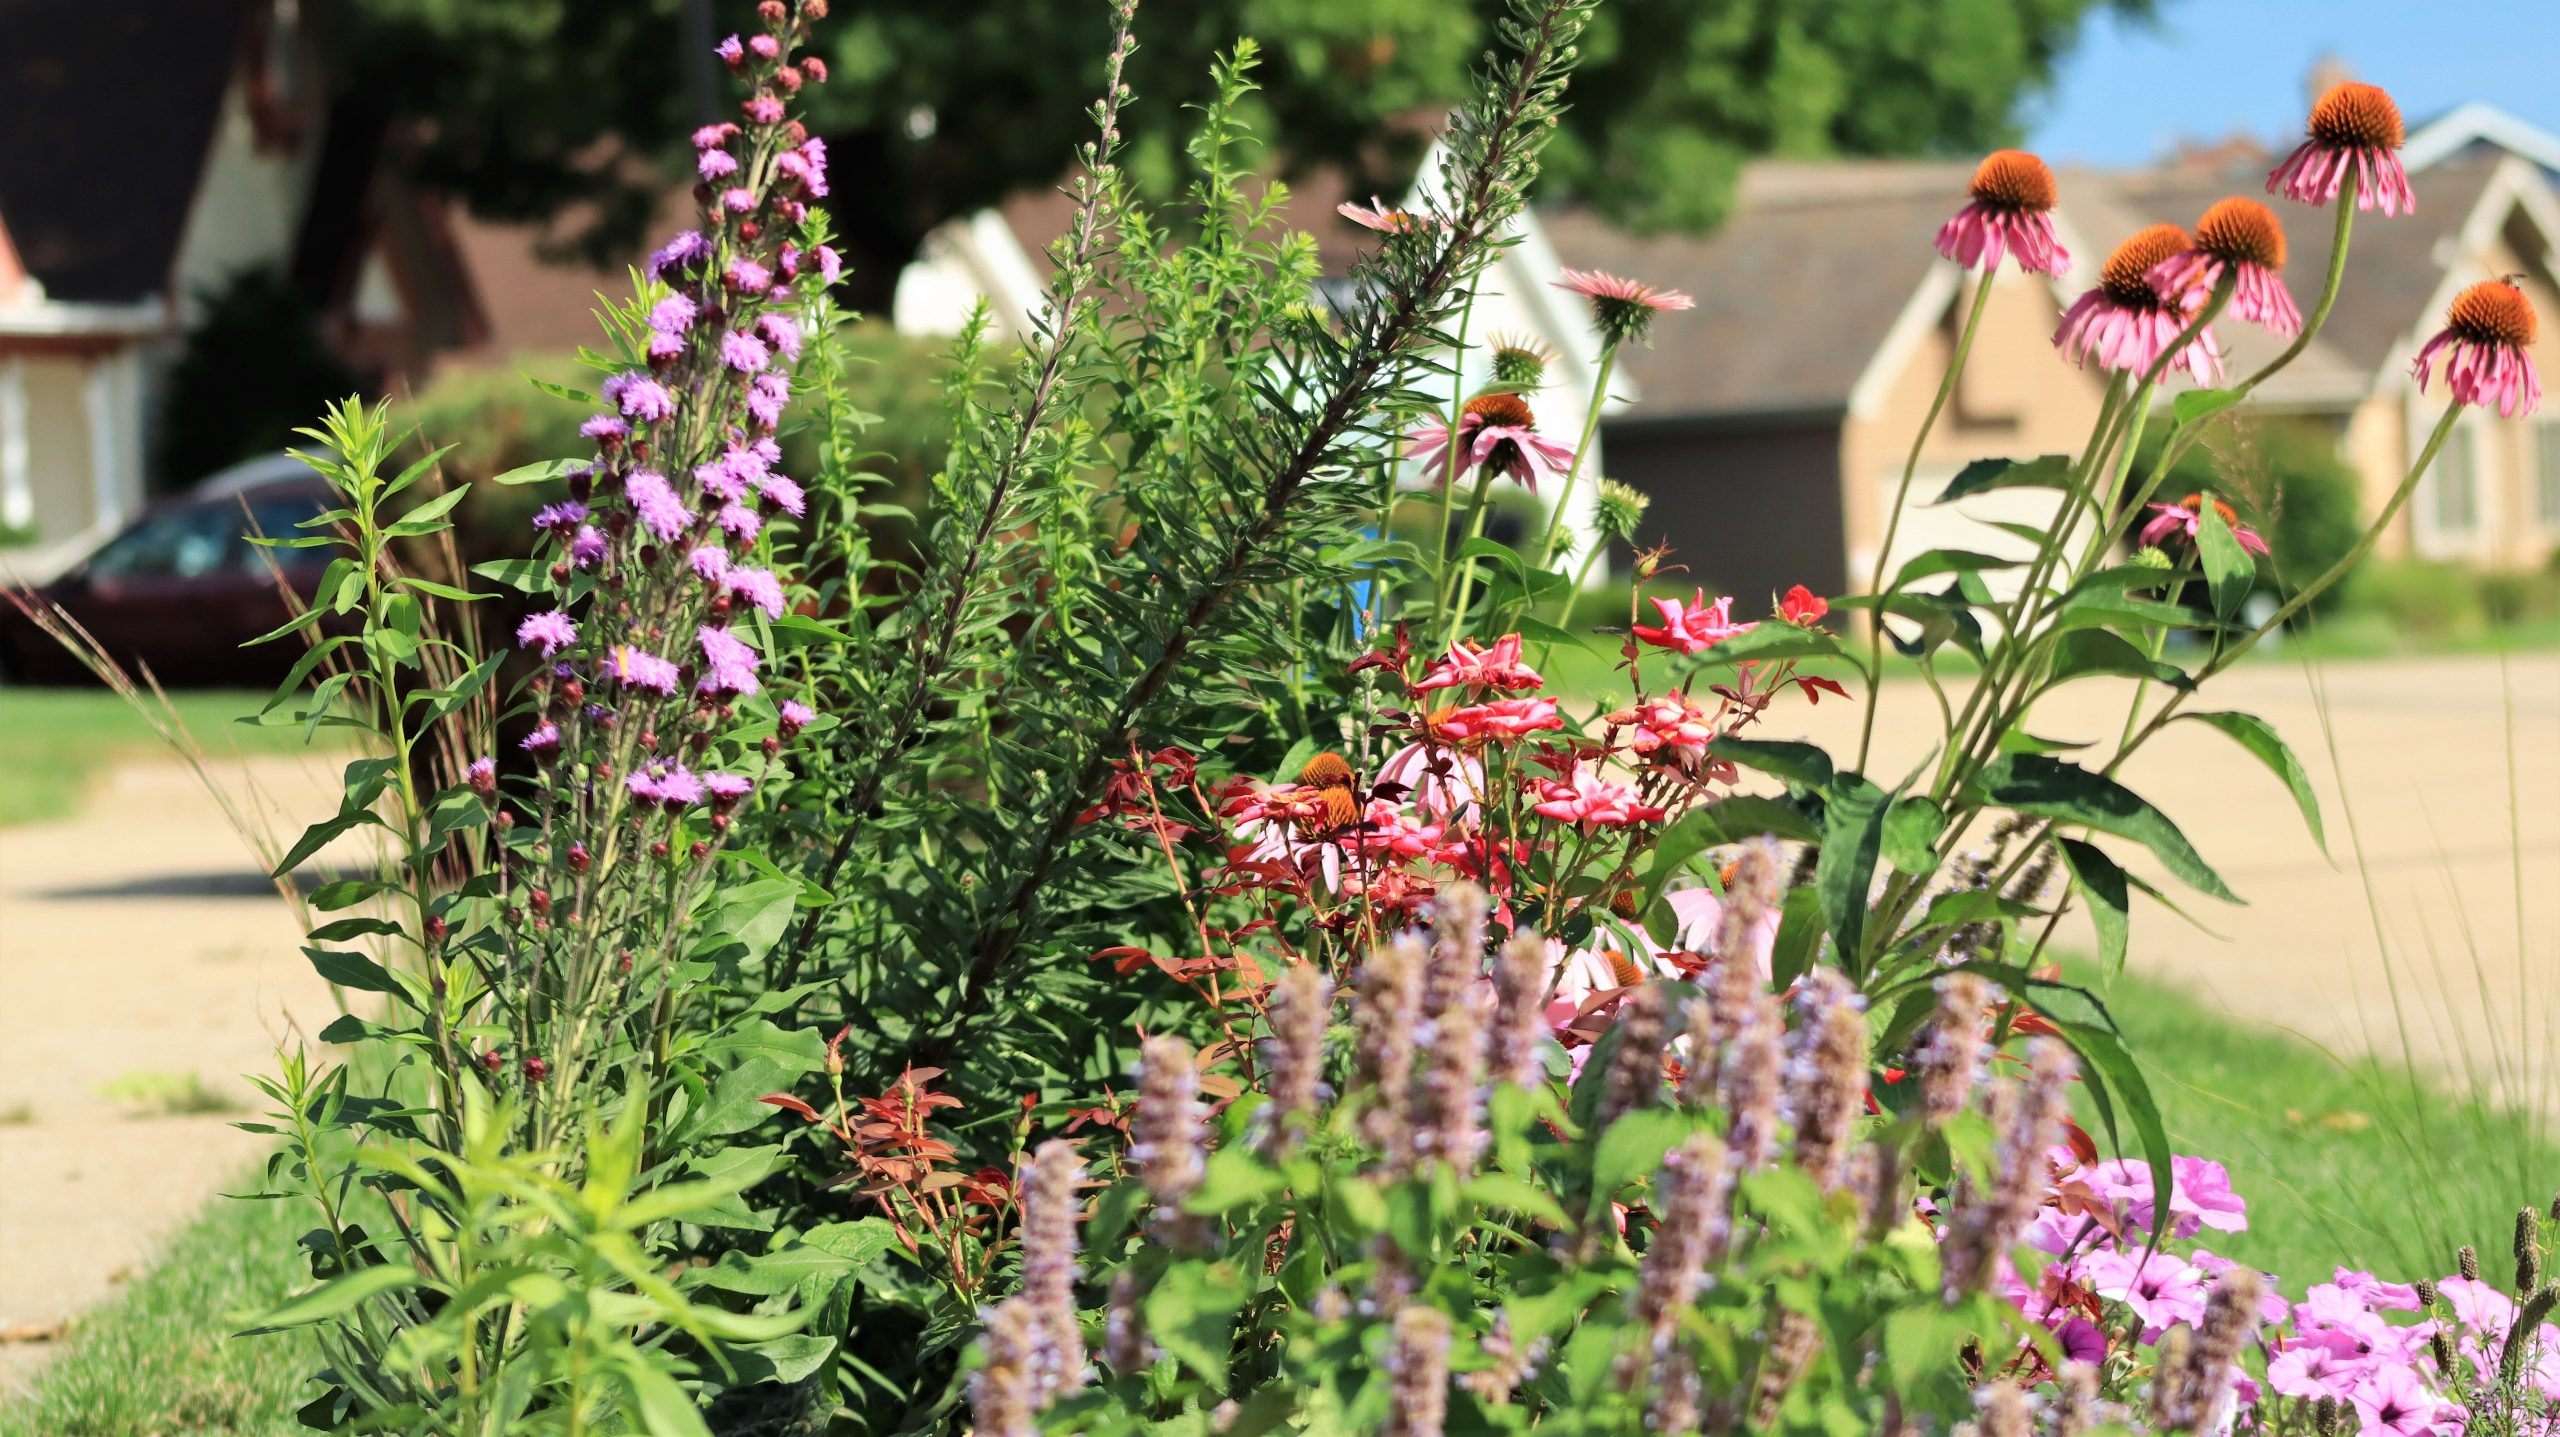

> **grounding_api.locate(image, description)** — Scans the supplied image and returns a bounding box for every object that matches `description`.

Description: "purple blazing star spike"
[720,330,771,373]
[521,720,561,759]
[647,330,686,365]
[757,474,805,517]
[743,95,785,126]
[653,764,706,807]
[697,149,739,182]
[815,245,843,285]
[688,546,730,580]
[691,122,738,150]
[798,138,829,198]
[714,33,743,66]
[722,566,785,618]
[568,525,607,568]
[605,645,681,696]
[703,772,753,807]
[648,294,698,335]
[727,259,773,295]
[625,769,665,805]
[516,610,579,657]
[778,699,815,736]
[625,468,691,543]
[721,187,758,216]
[646,229,710,280]
[694,455,752,502]
[696,624,761,697]
[579,414,628,446]
[716,502,762,543]
[603,371,677,423]
[532,500,589,532]
[747,373,789,429]
[755,311,803,361]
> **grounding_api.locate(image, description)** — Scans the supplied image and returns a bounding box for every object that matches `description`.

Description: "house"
[1542,107,2560,610]
[0,0,486,581]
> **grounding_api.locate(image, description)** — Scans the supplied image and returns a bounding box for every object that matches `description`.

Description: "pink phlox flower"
[1530,761,1666,826]
[604,645,680,696]
[1631,590,1754,655]
[516,610,578,657]
[722,566,787,618]
[624,468,691,542]
[696,625,762,697]
[1412,633,1544,693]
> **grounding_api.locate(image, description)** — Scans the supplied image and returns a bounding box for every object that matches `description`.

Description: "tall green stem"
[1428,287,1483,614]
[1856,272,1998,771]
[1532,344,1619,573]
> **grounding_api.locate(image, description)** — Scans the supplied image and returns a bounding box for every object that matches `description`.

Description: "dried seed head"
[1967,150,2059,214]
[2460,1244,2481,1282]
[1487,929,1551,1086]
[2446,278,2538,349]
[2194,196,2287,270]
[2307,81,2405,151]
[1261,964,1333,1154]
[2102,224,2194,308]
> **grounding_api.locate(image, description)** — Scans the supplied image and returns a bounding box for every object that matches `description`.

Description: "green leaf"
[1184,1146,1287,1215]
[1768,884,1824,988]
[2043,630,2192,690]
[1880,795,1945,876]
[470,558,550,593]
[1142,1261,1251,1393]
[2170,387,2242,428]
[1889,548,2018,592]
[1970,754,2238,903]
[242,1261,418,1333]
[1460,1172,1569,1228]
[1816,775,1890,967]
[729,1334,837,1386]
[1693,622,1845,666]
[1588,1107,1693,1206]
[2057,839,2130,973]
[305,946,402,994]
[1704,736,1833,790]
[2177,711,2325,855]
[619,1356,715,1437]
[307,917,403,944]
[2194,495,2252,622]
[383,483,471,538]
[491,458,587,486]
[1933,454,2072,502]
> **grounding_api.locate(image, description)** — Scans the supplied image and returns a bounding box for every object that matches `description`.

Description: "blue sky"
[2025,0,2560,166]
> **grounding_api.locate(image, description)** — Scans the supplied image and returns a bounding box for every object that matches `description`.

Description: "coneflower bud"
[1720,994,1785,1171]
[1354,938,1425,1171]
[971,1298,1044,1437]
[1486,333,1558,390]
[1914,972,1990,1126]
[1423,881,1489,1026]
[1016,1141,1086,1399]
[1384,1306,1453,1437]
[1131,1035,1208,1248]
[1260,964,1332,1154]
[1977,1381,2033,1437]
[1104,1269,1153,1373]
[1595,982,1669,1132]
[2054,1361,2101,1437]
[1786,972,1867,1193]
[1487,929,1550,1086]
[2518,1207,2545,1293]
[2459,1244,2480,1282]
[1414,985,1488,1177]
[1594,478,1651,543]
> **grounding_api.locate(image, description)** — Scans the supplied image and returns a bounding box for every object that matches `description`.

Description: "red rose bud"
[529,888,551,914]
[426,915,448,943]
[568,843,591,872]
[482,1049,503,1073]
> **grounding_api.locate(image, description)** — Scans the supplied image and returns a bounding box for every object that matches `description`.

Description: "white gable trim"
[2372,154,2560,397]
[1846,262,1962,423]
[2406,102,2560,176]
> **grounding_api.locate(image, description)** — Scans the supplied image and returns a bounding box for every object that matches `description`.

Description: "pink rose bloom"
[1530,762,1666,827]
[1631,590,1753,656]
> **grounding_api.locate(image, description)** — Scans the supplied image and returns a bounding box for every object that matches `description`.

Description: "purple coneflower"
[1338,196,1440,235]
[604,645,681,696]
[516,610,579,657]
[2139,494,2269,555]
[1405,391,1576,492]
[2148,197,2300,337]
[1553,267,1693,348]
[2412,278,2541,418]
[2055,224,2225,384]
[1935,149,2070,277]
[2269,81,2416,216]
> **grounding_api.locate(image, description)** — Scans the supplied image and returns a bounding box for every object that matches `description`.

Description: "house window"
[2418,423,2479,552]
[2539,420,2560,529]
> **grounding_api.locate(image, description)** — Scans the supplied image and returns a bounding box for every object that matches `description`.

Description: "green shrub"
[2343,558,2489,637]
[2136,415,2362,613]
[2480,564,2560,624]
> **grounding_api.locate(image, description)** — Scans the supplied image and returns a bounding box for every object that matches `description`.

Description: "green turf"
[0,689,320,828]
[2084,965,2558,1287]
[0,1183,325,1437]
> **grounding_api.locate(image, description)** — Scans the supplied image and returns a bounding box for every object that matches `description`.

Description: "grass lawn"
[6,972,2545,1433]
[0,688,318,828]
[0,1182,324,1437]
[2087,966,2558,1287]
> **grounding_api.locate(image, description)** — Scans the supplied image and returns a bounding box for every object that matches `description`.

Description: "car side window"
[85,505,238,582]
[233,494,333,571]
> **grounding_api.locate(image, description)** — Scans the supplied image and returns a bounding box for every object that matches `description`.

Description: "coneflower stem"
[1856,270,1997,773]
[1444,467,1501,638]
[1531,342,1619,574]
[1545,531,1612,666]
[1429,287,1483,614]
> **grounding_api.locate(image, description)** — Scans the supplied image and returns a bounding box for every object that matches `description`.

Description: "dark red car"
[0,454,337,688]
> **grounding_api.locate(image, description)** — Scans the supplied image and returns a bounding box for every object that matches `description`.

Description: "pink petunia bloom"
[1412,633,1544,693]
[2349,1363,2464,1437]
[2146,196,2301,337]
[2055,224,2226,384]
[2412,278,2542,419]
[1631,590,1753,656]
[2078,1248,2211,1341]
[1934,150,2070,278]
[1553,267,1694,348]
[2268,82,2417,217]
[1530,761,1666,827]
[2139,493,2270,555]
[2334,1269,2425,1313]
[1405,391,1578,491]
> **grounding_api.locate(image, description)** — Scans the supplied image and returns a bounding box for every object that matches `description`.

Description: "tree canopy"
[345,0,2142,307]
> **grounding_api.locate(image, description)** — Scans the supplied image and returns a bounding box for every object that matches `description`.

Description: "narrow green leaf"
[1816,775,1890,966]
[1971,754,2239,903]
[2043,630,2192,690]
[2176,711,2325,854]
[1933,454,2072,502]
[1880,795,1946,876]
[2057,838,2131,973]
[2194,495,2252,622]
[491,457,587,487]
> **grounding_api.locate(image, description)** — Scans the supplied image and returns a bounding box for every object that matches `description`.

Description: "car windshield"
[84,492,331,581]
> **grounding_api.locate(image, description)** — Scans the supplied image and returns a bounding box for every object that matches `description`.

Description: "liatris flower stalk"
[1412,983,1488,1177]
[1131,1035,1208,1248]
[1354,936,1426,1170]
[2412,278,2542,418]
[2148,197,2301,337]
[1260,964,1332,1155]
[1622,1134,1733,1415]
[1015,1140,1086,1399]
[1913,972,1990,1126]
[970,1298,1045,1437]
[1719,993,1785,1172]
[2056,224,2225,383]
[1487,929,1550,1086]
[1595,981,1669,1133]
[1384,1306,1454,1437]
[2269,81,2416,216]
[1785,971,1868,1193]
[1934,150,2070,277]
